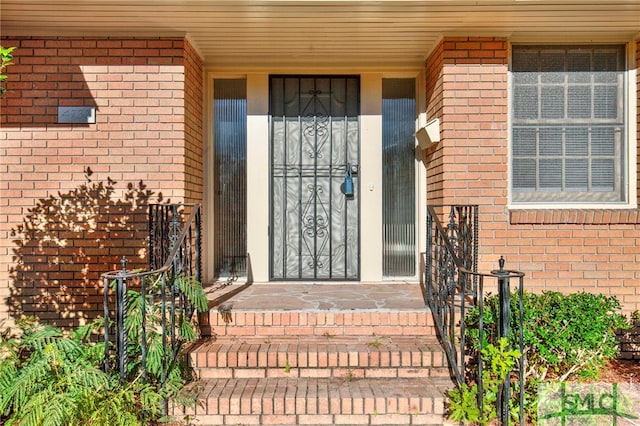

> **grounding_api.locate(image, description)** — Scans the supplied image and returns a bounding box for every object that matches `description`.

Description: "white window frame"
[508,41,637,209]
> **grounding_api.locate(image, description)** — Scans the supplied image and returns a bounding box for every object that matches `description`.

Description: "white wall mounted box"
[416,118,440,149]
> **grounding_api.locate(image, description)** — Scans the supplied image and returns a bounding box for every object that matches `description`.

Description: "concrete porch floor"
[202,281,428,312]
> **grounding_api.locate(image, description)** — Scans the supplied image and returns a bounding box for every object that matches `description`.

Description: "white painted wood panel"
[2,1,639,67]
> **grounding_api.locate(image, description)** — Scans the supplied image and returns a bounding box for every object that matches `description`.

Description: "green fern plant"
[108,272,208,418]
[116,273,207,385]
[0,318,144,425]
[0,273,208,425]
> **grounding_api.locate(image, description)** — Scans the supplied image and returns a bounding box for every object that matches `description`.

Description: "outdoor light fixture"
[57,106,96,124]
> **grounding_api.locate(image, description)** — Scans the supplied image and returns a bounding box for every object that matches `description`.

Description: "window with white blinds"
[511,45,627,203]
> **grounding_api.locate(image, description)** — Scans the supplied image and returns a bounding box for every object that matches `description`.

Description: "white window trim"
[507,40,638,210]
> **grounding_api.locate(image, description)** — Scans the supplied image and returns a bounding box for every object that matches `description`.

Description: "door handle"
[343,174,354,196]
[343,162,356,197]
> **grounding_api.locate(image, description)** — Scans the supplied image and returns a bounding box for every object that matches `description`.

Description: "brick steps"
[178,377,451,425]
[201,309,437,337]
[188,336,450,379]
[183,304,454,425]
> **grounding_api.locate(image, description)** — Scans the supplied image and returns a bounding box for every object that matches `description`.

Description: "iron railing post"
[103,275,110,373]
[492,256,512,426]
[477,272,486,422]
[116,256,128,383]
[494,256,511,341]
[518,273,525,425]
[149,205,155,270]
[426,212,432,303]
[195,207,202,284]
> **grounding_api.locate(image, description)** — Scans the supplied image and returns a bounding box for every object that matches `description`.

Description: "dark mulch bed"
[594,358,640,384]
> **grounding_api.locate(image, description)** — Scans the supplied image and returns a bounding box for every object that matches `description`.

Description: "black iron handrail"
[101,203,202,386]
[148,203,202,281]
[426,205,478,385]
[426,205,525,425]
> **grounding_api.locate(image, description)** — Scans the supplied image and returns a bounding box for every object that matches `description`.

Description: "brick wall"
[424,36,510,269]
[0,37,204,326]
[183,40,204,204]
[618,317,640,360]
[637,38,640,213]
[424,37,640,314]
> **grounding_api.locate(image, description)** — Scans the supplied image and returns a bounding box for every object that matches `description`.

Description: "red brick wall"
[424,36,509,269]
[424,40,445,204]
[184,40,204,204]
[0,37,204,326]
[424,37,640,314]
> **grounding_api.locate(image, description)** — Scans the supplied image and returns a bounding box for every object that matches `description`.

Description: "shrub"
[466,291,632,382]
[448,291,632,424]
[115,274,208,388]
[0,318,147,425]
[448,338,522,425]
[0,274,208,425]
[0,45,15,96]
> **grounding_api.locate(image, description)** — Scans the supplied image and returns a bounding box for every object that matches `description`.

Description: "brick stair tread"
[178,377,452,420]
[185,302,453,424]
[191,335,442,346]
[188,336,447,370]
[202,309,437,337]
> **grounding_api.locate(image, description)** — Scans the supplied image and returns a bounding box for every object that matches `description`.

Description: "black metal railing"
[460,261,525,425]
[426,205,525,425]
[101,203,202,385]
[148,203,202,281]
[426,205,478,385]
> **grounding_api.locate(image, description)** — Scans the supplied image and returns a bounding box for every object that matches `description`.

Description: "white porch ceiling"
[1,1,639,69]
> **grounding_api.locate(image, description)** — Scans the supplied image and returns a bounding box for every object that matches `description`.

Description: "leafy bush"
[448,338,522,425]
[448,291,632,424]
[117,274,208,389]
[0,274,208,425]
[0,318,147,425]
[0,45,15,96]
[466,291,632,382]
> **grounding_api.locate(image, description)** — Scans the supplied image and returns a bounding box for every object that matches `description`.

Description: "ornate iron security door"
[270,76,360,280]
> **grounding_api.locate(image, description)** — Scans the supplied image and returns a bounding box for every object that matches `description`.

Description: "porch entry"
[270,76,360,280]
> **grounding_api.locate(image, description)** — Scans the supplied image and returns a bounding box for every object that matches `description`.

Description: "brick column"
[424,37,509,272]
